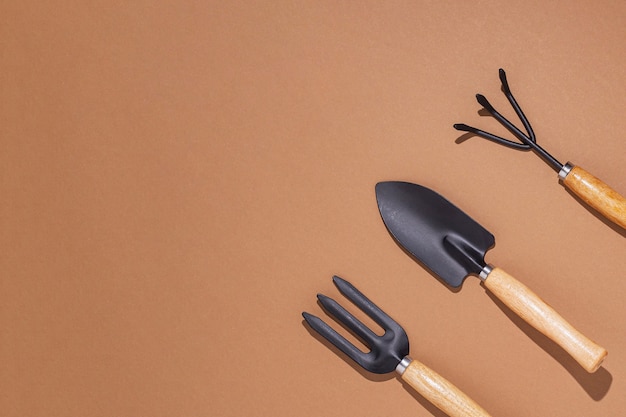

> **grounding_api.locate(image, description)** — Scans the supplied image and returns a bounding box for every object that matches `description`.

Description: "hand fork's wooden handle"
[561,164,626,229]
[399,358,491,417]
[483,267,607,373]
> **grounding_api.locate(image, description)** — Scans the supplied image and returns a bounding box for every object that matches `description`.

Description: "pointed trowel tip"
[375,181,414,202]
[375,182,386,202]
[375,181,397,196]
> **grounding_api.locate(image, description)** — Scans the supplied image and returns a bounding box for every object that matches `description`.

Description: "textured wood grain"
[562,165,626,229]
[400,359,492,417]
[484,267,607,373]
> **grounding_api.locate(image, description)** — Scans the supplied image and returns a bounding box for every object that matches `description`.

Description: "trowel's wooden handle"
[561,164,626,229]
[484,267,607,373]
[400,359,491,417]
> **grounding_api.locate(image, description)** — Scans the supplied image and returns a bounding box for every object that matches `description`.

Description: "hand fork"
[303,276,492,417]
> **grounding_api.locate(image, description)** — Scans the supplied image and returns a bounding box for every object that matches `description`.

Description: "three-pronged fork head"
[302,276,409,374]
[454,68,564,172]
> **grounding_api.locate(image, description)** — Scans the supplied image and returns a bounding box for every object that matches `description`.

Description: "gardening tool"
[375,181,607,373]
[302,275,491,417]
[454,68,626,230]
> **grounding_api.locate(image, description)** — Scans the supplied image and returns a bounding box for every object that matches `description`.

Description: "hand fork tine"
[303,276,492,417]
[301,311,367,366]
[332,275,400,331]
[317,293,380,347]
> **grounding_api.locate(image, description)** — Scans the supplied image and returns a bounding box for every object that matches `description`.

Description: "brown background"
[2,1,626,416]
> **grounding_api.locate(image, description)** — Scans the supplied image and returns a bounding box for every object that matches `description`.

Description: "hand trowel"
[375,181,607,373]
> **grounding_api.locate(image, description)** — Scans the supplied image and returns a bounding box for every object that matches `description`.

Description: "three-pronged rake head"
[302,276,409,374]
[454,68,564,172]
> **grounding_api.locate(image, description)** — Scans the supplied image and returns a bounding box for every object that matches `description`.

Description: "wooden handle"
[562,164,626,229]
[400,358,491,417]
[483,267,607,373]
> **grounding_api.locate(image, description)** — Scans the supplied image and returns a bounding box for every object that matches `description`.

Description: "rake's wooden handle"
[483,267,607,373]
[561,164,626,229]
[400,359,491,417]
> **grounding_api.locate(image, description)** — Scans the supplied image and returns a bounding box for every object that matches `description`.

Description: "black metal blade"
[375,181,495,288]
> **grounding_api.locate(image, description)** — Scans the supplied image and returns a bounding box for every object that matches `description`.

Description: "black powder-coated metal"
[454,68,564,172]
[302,276,409,374]
[375,181,495,288]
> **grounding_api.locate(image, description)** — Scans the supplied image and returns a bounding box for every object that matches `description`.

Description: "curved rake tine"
[453,123,529,150]
[499,68,536,142]
[475,93,534,148]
